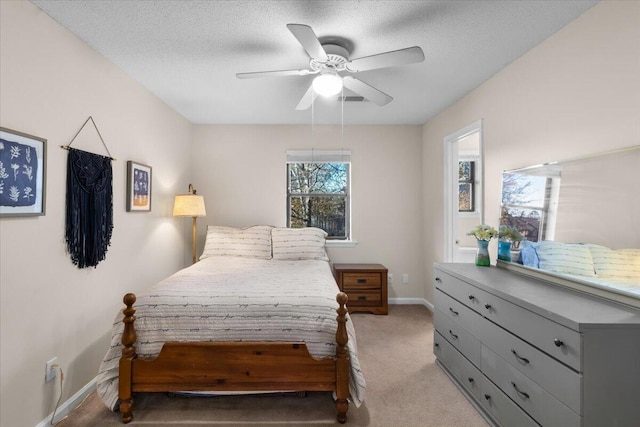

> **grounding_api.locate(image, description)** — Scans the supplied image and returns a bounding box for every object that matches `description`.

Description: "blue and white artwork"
[0,127,46,216]
[0,138,39,207]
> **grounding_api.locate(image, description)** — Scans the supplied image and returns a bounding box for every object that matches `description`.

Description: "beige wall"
[3,0,639,425]
[423,0,640,303]
[191,125,425,300]
[0,2,193,426]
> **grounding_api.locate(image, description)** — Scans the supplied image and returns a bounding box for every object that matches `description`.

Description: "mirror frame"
[496,145,640,309]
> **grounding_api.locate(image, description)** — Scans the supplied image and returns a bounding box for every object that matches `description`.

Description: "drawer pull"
[435,277,442,283]
[467,377,474,383]
[434,342,440,348]
[484,304,492,310]
[449,307,459,316]
[468,294,475,300]
[511,349,530,364]
[357,296,367,301]
[554,338,564,347]
[357,278,367,284]
[449,330,459,340]
[484,394,491,401]
[511,382,530,399]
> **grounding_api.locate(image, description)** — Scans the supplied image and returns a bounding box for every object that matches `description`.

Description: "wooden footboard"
[118,292,350,424]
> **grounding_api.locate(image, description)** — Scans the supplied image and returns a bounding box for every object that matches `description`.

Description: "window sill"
[326,240,358,248]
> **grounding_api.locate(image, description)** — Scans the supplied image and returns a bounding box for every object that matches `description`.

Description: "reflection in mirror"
[498,146,640,305]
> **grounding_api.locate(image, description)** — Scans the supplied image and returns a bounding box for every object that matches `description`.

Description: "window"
[287,150,350,240]
[458,160,476,212]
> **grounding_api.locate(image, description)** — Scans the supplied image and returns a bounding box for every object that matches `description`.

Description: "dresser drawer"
[479,291,582,371]
[479,374,540,427]
[342,273,381,289]
[482,346,581,427]
[434,331,483,402]
[435,288,482,338]
[345,290,381,306]
[434,270,490,314]
[477,316,582,414]
[434,308,481,368]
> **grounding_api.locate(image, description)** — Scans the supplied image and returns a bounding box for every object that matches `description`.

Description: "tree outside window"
[287,162,350,239]
[458,160,475,212]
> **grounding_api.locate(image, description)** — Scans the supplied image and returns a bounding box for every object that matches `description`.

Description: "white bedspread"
[97,257,366,411]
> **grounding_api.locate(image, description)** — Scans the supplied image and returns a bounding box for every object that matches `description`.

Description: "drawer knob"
[434,342,440,348]
[357,278,367,284]
[449,307,459,316]
[554,338,564,347]
[511,349,530,364]
[435,277,442,283]
[449,330,459,340]
[484,394,491,401]
[468,294,475,300]
[467,377,474,383]
[484,304,492,310]
[357,296,367,301]
[511,382,530,399]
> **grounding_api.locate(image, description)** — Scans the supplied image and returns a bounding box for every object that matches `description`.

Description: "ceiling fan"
[236,24,425,110]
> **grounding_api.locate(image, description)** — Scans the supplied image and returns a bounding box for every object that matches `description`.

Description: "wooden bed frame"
[118,292,351,424]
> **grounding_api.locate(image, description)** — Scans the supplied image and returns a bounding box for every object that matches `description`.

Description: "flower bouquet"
[467,225,498,266]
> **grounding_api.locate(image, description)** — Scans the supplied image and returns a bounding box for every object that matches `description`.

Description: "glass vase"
[475,239,491,267]
[497,240,512,262]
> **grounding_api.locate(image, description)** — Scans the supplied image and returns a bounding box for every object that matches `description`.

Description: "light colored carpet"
[56,306,488,426]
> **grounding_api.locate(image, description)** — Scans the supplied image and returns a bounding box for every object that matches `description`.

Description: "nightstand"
[333,263,388,315]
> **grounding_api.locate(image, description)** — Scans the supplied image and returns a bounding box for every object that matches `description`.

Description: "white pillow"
[535,241,596,277]
[271,227,329,261]
[200,225,273,260]
[587,244,640,279]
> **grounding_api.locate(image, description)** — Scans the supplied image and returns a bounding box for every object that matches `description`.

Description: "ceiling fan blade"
[346,46,425,72]
[236,69,313,79]
[287,24,328,62]
[295,84,317,110]
[342,76,393,106]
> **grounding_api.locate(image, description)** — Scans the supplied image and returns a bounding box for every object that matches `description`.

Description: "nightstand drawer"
[333,264,388,315]
[342,273,381,289]
[346,290,381,306]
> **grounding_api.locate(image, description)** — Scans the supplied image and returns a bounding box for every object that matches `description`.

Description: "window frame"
[286,150,351,241]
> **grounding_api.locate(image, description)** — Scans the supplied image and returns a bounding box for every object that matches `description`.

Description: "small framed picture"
[0,127,47,217]
[126,161,152,212]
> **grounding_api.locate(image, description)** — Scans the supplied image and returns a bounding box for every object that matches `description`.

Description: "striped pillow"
[200,225,273,260]
[271,227,329,261]
[535,241,596,277]
[587,244,640,279]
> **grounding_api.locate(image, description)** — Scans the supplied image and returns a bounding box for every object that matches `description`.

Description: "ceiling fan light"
[312,69,343,97]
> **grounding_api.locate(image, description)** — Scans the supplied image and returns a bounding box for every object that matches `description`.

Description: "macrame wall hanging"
[62,117,115,268]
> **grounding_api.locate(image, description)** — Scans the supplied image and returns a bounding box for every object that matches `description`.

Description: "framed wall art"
[126,161,152,212]
[0,127,47,217]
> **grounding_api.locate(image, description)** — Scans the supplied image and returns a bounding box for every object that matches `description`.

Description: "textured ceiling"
[30,0,598,125]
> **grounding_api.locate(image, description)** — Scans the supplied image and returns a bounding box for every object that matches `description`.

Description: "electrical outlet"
[402,274,409,284]
[45,357,57,382]
[388,273,393,284]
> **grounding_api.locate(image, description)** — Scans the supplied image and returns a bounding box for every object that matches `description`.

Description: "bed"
[96,226,366,424]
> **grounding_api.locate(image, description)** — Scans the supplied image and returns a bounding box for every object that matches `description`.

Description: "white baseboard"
[37,376,97,427]
[389,297,434,311]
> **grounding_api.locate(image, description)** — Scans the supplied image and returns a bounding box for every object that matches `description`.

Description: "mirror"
[498,146,640,307]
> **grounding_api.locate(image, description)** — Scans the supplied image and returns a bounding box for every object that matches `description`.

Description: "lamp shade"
[173,194,206,217]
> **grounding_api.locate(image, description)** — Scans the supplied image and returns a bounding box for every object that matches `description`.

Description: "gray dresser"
[433,263,640,427]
